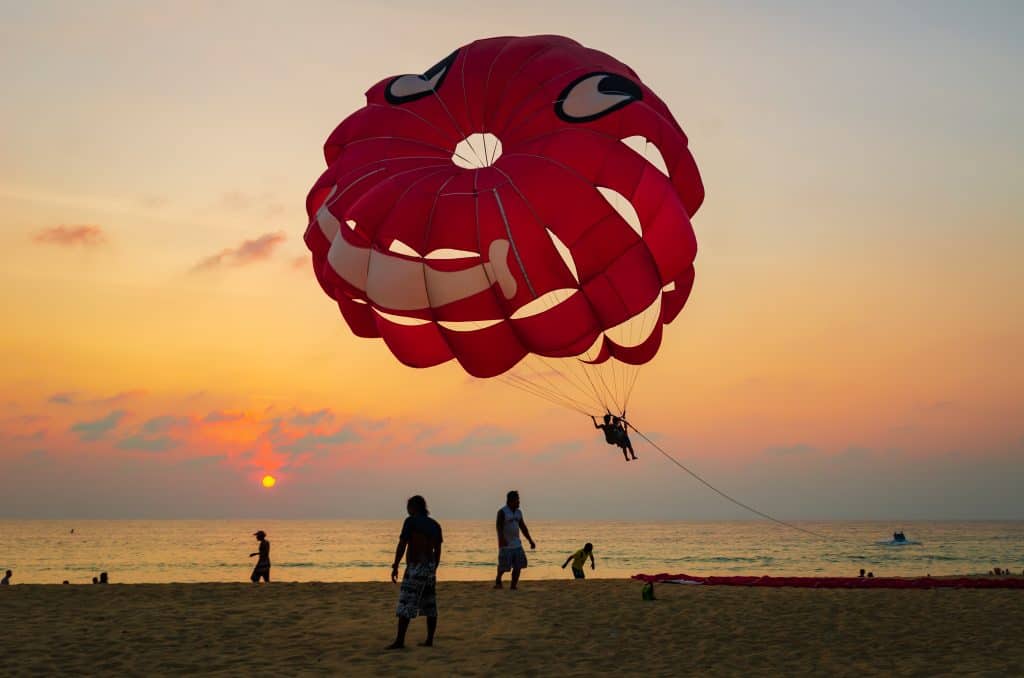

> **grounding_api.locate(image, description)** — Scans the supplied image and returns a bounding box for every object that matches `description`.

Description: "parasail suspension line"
[624,420,830,541]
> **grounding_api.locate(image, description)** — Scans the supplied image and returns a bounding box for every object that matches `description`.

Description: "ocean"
[1,520,1021,584]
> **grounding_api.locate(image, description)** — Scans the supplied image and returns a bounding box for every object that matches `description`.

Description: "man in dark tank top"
[388,495,443,649]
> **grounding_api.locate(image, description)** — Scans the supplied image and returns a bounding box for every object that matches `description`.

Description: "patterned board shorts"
[498,546,528,573]
[396,562,437,619]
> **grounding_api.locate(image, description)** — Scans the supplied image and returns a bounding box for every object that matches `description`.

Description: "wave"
[641,555,777,564]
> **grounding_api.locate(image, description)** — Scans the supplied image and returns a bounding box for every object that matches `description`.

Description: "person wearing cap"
[249,530,271,583]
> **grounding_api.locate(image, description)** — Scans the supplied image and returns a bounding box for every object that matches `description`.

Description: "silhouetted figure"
[99,572,108,584]
[859,569,865,578]
[893,531,906,543]
[92,576,99,584]
[1,570,11,585]
[62,580,69,585]
[495,490,536,590]
[562,543,596,579]
[867,571,874,578]
[592,414,637,461]
[249,530,271,583]
[613,416,637,460]
[387,495,443,650]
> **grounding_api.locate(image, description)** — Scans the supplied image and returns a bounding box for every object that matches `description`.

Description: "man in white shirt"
[494,490,536,590]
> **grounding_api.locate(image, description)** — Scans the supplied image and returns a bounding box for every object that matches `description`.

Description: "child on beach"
[561,543,595,579]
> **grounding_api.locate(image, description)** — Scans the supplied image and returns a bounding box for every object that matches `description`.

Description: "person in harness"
[592,413,638,461]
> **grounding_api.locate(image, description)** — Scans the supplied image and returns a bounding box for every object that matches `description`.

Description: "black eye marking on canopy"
[385,50,459,105]
[554,72,643,123]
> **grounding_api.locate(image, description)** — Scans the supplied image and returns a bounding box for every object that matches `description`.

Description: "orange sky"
[1,2,1021,519]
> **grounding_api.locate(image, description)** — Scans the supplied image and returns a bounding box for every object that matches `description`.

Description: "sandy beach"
[3,579,1022,676]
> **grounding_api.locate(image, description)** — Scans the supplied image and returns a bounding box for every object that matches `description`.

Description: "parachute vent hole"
[511,288,578,320]
[388,239,421,257]
[620,136,670,177]
[546,229,579,283]
[597,186,642,237]
[453,133,502,169]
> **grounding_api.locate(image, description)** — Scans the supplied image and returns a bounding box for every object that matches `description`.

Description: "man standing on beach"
[1,569,11,585]
[495,490,536,590]
[249,530,271,583]
[388,495,443,650]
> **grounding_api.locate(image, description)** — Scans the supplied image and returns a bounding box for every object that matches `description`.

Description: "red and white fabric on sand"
[632,573,1024,589]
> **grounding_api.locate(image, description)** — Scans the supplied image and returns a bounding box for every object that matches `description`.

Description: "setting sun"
[261,475,276,489]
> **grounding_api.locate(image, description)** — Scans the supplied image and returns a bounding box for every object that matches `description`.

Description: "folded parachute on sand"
[632,573,1024,589]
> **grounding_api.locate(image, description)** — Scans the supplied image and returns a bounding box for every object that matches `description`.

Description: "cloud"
[217,191,285,219]
[140,415,190,434]
[181,454,226,468]
[19,449,50,466]
[46,390,144,406]
[117,434,179,452]
[426,426,519,456]
[763,443,816,457]
[115,416,192,452]
[277,425,361,456]
[0,429,47,444]
[838,446,871,459]
[413,425,442,442]
[93,390,146,405]
[204,410,244,423]
[137,195,168,209]
[288,409,333,427]
[33,225,106,246]
[14,414,48,425]
[70,410,125,441]
[290,255,308,271]
[220,190,253,211]
[534,440,584,463]
[192,232,286,272]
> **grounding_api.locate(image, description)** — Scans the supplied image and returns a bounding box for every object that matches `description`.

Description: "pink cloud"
[33,225,106,247]
[193,232,286,272]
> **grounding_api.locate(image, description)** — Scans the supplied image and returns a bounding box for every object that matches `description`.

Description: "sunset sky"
[1,1,1021,520]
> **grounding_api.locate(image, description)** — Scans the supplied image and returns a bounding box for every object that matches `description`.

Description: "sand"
[2,579,1022,676]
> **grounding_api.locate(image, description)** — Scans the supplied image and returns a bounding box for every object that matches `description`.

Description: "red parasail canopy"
[304,35,703,378]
